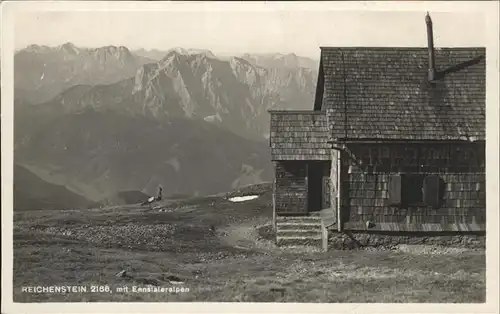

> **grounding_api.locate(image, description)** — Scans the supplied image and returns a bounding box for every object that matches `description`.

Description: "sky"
[13,7,487,59]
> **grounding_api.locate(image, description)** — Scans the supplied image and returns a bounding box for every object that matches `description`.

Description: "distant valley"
[14,43,319,208]
[14,164,98,211]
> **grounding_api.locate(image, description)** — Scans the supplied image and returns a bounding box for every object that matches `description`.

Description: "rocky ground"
[13,183,486,302]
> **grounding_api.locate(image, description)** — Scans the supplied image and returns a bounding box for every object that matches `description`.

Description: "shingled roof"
[269,110,330,161]
[317,47,486,141]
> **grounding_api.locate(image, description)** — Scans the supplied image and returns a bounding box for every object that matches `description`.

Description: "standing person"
[157,186,163,201]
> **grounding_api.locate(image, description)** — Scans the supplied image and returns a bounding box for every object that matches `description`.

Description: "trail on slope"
[218,218,274,253]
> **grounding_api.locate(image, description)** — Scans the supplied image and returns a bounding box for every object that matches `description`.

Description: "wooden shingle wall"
[274,161,308,215]
[270,111,331,161]
[341,142,486,232]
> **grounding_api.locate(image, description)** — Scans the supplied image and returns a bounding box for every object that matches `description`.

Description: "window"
[402,174,425,206]
[388,174,443,208]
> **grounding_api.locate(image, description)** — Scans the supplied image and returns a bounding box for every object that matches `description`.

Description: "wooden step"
[275,214,326,249]
[276,235,322,247]
[277,215,322,220]
[277,229,322,237]
[277,216,322,224]
[276,222,322,231]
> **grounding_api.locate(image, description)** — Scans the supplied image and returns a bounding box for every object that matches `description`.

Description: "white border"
[2,1,499,313]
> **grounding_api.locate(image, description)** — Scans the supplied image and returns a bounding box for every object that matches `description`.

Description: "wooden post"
[337,151,342,232]
[305,162,309,214]
[272,174,277,233]
[330,149,340,230]
[321,220,328,252]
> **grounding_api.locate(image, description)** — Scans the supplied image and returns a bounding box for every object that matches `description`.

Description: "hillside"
[14,164,97,210]
[100,190,152,206]
[14,108,272,201]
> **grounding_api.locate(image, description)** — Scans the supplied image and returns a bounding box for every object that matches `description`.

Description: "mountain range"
[14,43,319,208]
[14,43,156,104]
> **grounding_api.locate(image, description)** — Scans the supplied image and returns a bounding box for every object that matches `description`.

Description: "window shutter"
[388,175,402,206]
[423,175,441,208]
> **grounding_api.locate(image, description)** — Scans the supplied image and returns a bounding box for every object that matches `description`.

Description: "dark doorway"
[307,161,325,212]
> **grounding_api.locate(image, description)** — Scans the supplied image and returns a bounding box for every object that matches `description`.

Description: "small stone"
[270,287,286,297]
[165,274,183,282]
[116,270,127,277]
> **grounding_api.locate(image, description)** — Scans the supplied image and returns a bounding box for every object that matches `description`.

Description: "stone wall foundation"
[328,230,485,250]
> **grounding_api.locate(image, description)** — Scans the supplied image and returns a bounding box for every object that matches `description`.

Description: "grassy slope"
[100,190,152,206]
[13,183,485,302]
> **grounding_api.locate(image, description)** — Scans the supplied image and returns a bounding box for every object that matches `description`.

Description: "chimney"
[425,12,436,82]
